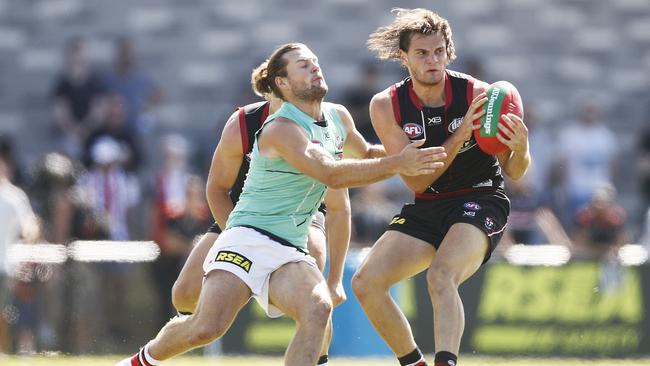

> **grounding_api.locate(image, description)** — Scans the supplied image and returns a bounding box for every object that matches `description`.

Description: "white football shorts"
[203,226,317,318]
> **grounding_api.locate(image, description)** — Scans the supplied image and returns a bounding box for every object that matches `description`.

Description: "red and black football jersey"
[229,101,270,204]
[389,70,504,198]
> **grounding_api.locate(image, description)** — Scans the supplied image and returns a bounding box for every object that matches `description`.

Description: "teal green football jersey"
[226,101,347,251]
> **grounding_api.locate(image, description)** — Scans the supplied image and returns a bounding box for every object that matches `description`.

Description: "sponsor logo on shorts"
[463,211,476,217]
[484,217,495,230]
[390,217,406,225]
[403,123,423,138]
[215,250,252,273]
[464,202,481,211]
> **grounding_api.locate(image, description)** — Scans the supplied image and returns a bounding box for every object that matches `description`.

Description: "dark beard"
[293,85,328,102]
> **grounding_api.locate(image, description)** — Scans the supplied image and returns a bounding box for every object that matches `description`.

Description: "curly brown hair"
[367,8,456,63]
[251,43,305,99]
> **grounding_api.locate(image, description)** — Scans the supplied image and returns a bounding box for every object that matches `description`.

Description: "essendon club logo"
[403,123,423,138]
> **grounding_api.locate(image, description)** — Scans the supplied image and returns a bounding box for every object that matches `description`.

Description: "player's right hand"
[398,139,446,176]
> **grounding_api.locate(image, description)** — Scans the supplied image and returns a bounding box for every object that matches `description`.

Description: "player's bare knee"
[171,280,197,313]
[426,265,457,300]
[351,269,382,300]
[351,271,367,299]
[300,297,332,328]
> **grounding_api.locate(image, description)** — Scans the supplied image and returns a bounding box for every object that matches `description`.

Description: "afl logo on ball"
[403,123,423,138]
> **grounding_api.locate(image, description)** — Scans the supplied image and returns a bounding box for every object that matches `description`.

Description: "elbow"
[322,171,346,189]
[326,177,346,190]
[206,182,227,203]
[507,172,524,181]
[506,167,529,181]
[404,180,429,194]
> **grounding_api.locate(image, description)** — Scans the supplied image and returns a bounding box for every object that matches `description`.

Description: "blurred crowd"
[0,36,648,355]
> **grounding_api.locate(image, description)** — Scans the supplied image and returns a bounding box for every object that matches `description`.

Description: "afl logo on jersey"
[403,123,423,138]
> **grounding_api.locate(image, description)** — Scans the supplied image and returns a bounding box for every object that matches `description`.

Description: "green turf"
[1,355,650,365]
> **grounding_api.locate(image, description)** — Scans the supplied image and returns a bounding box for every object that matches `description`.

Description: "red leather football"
[473,80,523,155]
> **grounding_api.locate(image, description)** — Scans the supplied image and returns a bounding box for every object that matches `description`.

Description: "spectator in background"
[0,154,39,353]
[501,176,570,248]
[341,61,382,143]
[0,134,25,187]
[79,136,140,241]
[571,184,627,260]
[51,37,107,159]
[30,153,109,354]
[150,134,193,327]
[153,175,211,327]
[77,137,140,339]
[83,94,142,172]
[104,37,163,136]
[554,100,618,228]
[501,106,563,246]
[572,185,628,293]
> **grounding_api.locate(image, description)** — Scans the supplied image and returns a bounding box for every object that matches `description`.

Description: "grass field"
[2,356,650,365]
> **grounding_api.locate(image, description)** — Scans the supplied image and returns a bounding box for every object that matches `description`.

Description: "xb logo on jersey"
[390,217,406,225]
[403,123,423,138]
[215,250,252,272]
[427,116,442,126]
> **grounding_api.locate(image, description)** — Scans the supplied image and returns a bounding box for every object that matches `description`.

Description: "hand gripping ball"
[473,80,523,155]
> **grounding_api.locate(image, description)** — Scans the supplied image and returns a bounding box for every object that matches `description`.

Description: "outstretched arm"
[323,187,351,307]
[257,117,447,189]
[206,110,245,228]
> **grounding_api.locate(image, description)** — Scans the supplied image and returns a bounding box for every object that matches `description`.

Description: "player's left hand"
[497,113,528,154]
[328,281,347,307]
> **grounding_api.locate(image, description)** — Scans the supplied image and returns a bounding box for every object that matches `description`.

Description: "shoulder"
[325,102,347,114]
[328,103,353,123]
[448,69,490,98]
[262,116,302,135]
[259,116,309,149]
[469,75,490,98]
[220,109,243,142]
[242,100,270,114]
[369,87,393,113]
